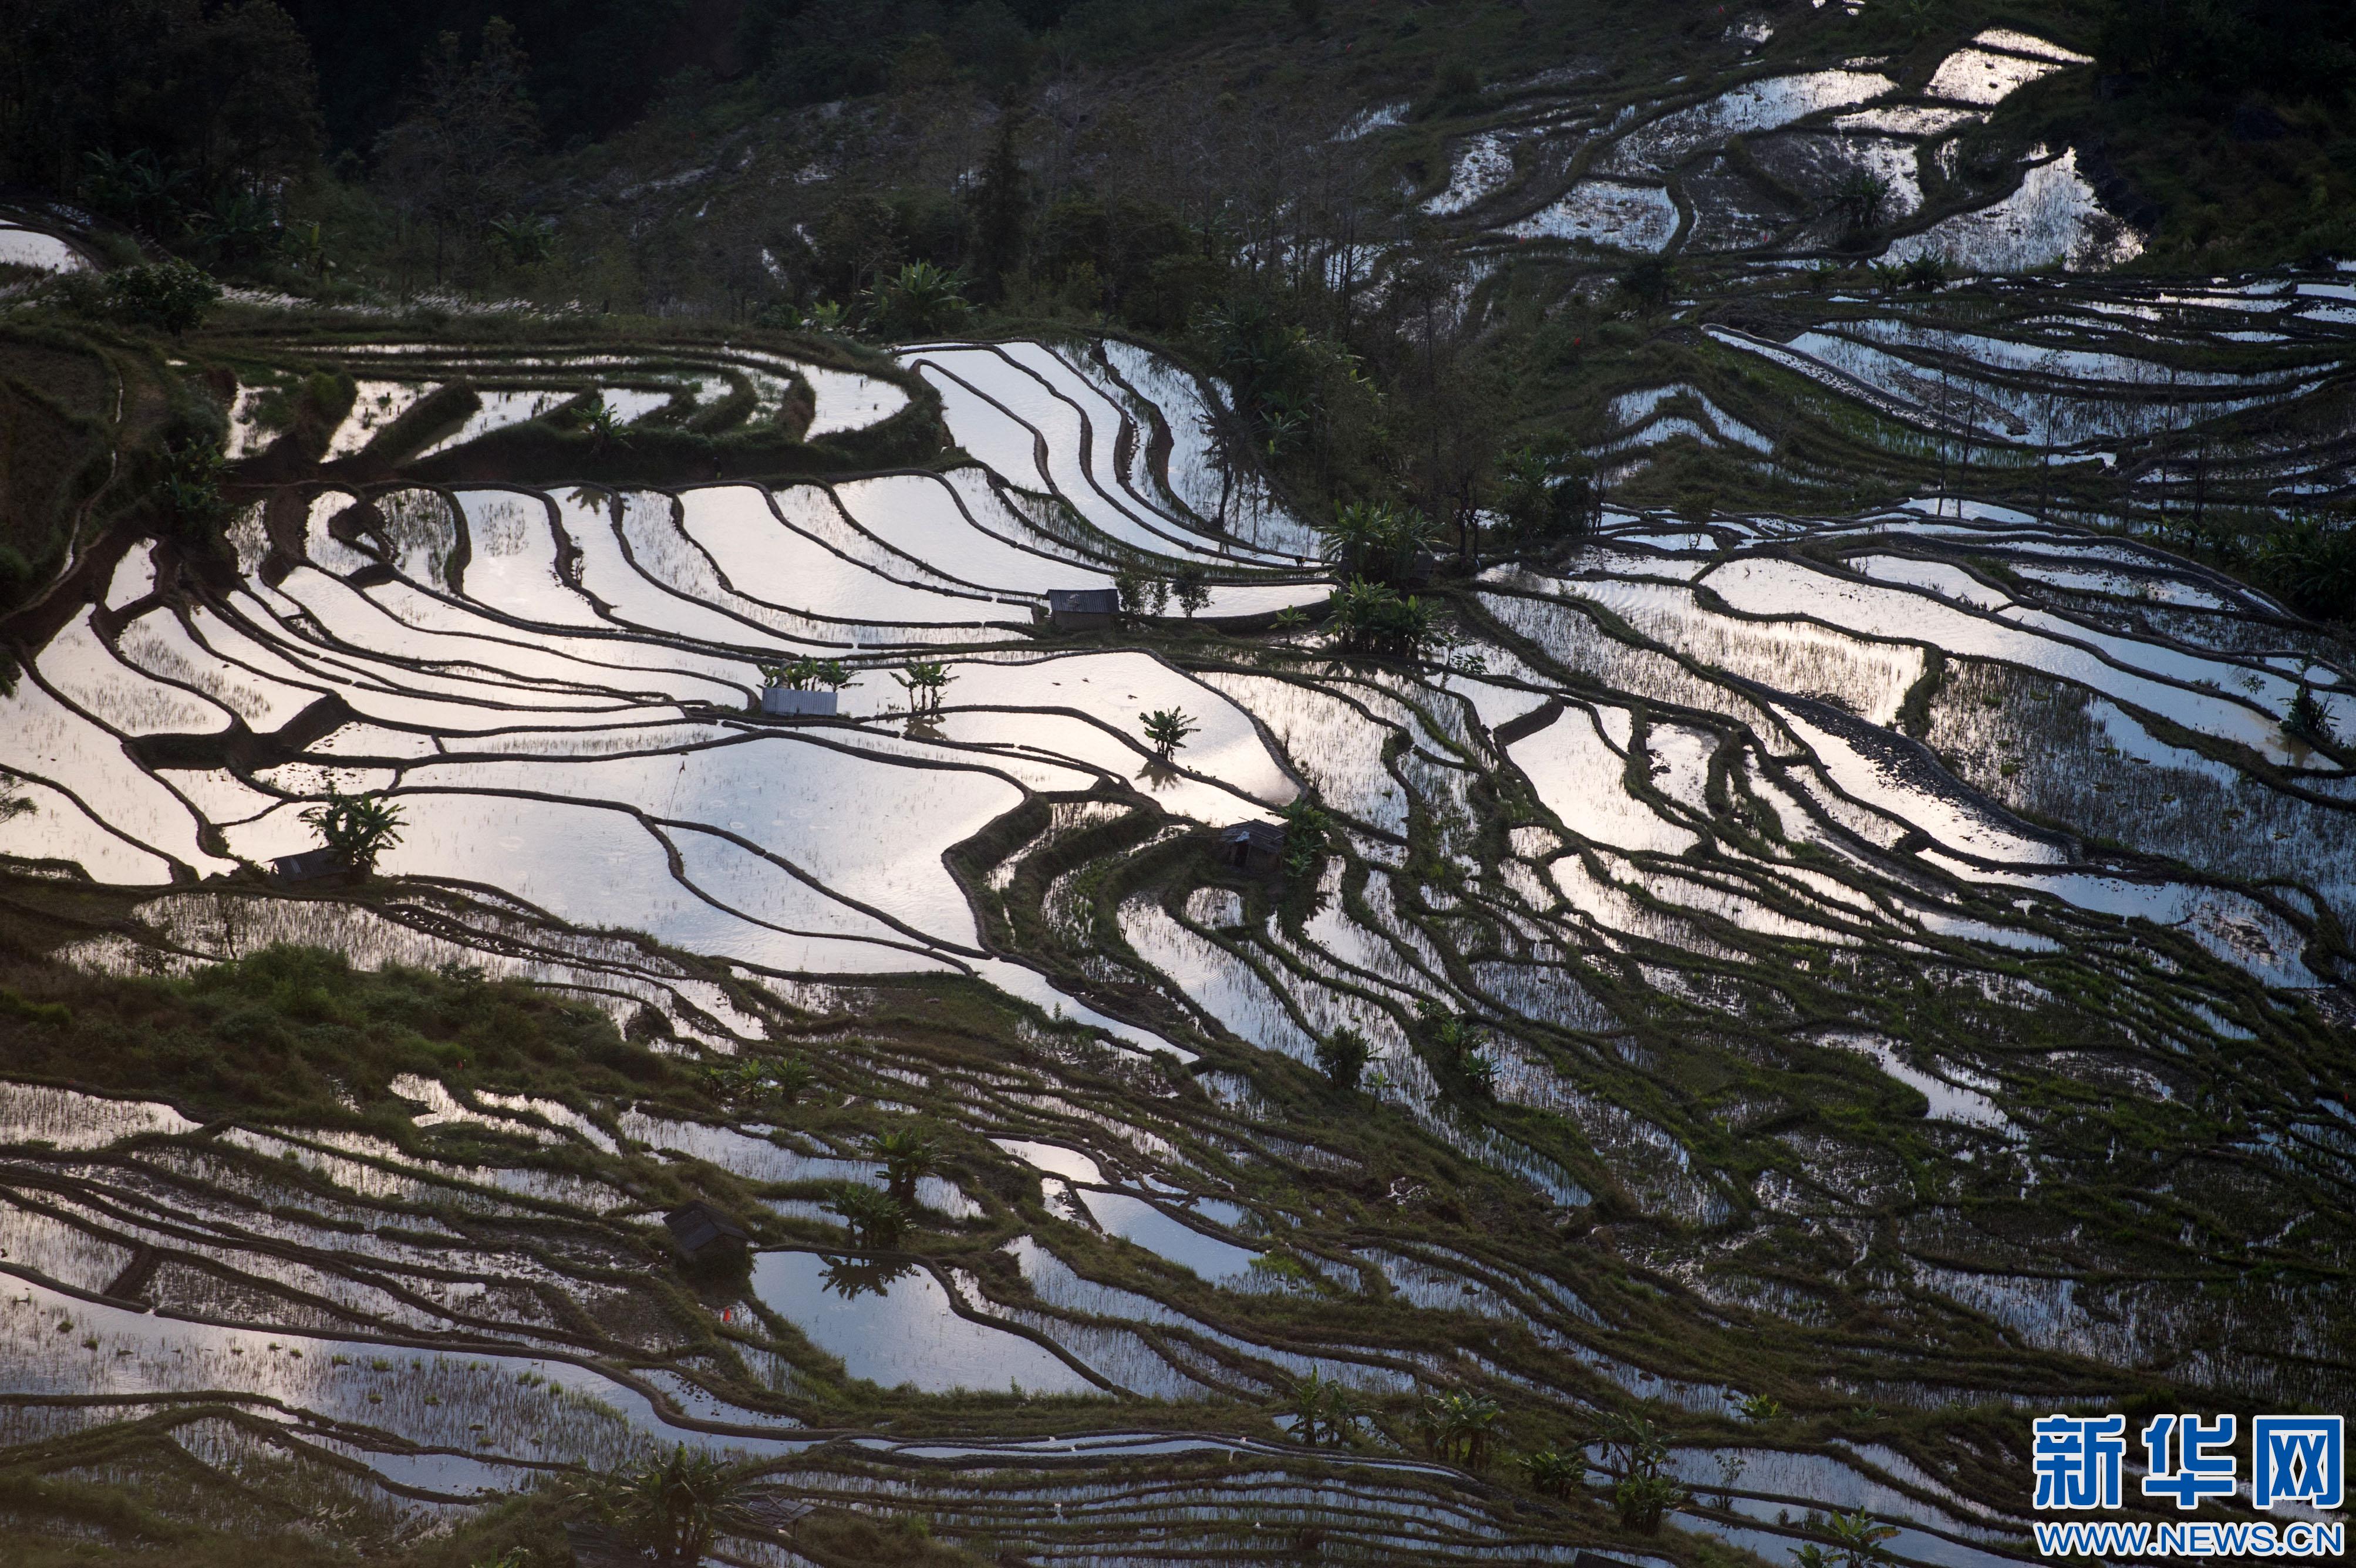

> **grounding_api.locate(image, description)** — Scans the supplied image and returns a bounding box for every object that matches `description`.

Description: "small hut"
[760,686,838,717]
[1047,588,1120,630]
[1218,820,1285,875]
[740,1495,817,1531]
[271,847,345,882]
[663,1200,751,1259]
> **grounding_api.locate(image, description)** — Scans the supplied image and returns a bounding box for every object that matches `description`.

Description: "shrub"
[571,396,632,452]
[1824,1508,1900,1568]
[159,441,228,536]
[1418,1000,1482,1071]
[1314,1025,1370,1091]
[1599,1411,1687,1532]
[573,1445,755,1564]
[1286,1370,1357,1445]
[765,1055,815,1102]
[2284,684,2334,744]
[1835,170,1893,235]
[93,261,220,335]
[1114,566,1168,616]
[1616,258,1677,313]
[0,988,72,1027]
[1615,1471,1684,1532]
[487,214,555,267]
[830,1183,908,1246]
[1316,500,1436,584]
[1899,253,1950,291]
[1418,59,1484,118]
[865,260,970,337]
[2251,513,2356,622]
[1278,798,1330,876]
[1326,577,1436,657]
[759,657,852,692]
[1172,567,1211,617]
[1497,446,1596,548]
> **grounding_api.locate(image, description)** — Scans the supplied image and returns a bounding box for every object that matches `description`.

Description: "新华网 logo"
[2029,1413,2344,1560]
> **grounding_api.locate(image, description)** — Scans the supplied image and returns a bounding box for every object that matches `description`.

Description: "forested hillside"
[5,1,2352,279]
[4,0,2354,625]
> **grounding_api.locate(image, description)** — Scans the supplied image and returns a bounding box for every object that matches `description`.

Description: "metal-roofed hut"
[663,1199,751,1259]
[1047,588,1120,630]
[1218,820,1285,875]
[271,847,346,882]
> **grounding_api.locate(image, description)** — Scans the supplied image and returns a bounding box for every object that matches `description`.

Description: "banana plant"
[300,790,405,874]
[1140,707,1199,758]
[1420,1389,1503,1471]
[1286,1370,1359,1447]
[1825,1509,1900,1568]
[571,1444,754,1564]
[829,1184,907,1247]
[1514,1446,1579,1499]
[576,396,628,453]
[894,660,953,714]
[760,657,853,692]
[868,1126,939,1201]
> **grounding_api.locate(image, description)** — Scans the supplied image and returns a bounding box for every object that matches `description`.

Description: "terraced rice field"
[1,322,2351,1563]
[1411,28,2128,273]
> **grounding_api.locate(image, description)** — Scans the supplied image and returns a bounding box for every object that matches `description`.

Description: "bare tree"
[2035,349,2065,521]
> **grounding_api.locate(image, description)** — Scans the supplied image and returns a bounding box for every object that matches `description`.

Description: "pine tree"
[374,19,541,285]
[968,113,1029,301]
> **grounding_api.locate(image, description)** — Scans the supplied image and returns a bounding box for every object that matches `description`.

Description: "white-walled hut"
[760,685,838,716]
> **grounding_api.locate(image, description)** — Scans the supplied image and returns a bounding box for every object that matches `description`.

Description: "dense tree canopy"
[2098,0,2356,101]
[0,0,321,202]
[278,0,696,151]
[738,0,1081,107]
[373,18,542,281]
